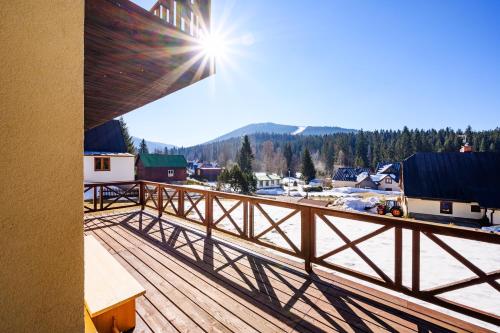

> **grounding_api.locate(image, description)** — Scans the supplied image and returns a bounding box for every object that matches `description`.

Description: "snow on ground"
[182,197,500,331]
[307,186,401,197]
[255,188,286,196]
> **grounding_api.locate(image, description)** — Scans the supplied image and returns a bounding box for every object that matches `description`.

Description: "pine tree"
[163,146,169,155]
[119,117,136,154]
[301,148,316,183]
[354,130,368,167]
[325,143,335,175]
[237,135,254,173]
[139,139,149,154]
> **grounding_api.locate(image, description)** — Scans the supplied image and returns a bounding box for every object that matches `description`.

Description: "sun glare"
[200,32,227,59]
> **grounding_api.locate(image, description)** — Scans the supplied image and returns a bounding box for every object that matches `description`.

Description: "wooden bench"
[84,235,146,333]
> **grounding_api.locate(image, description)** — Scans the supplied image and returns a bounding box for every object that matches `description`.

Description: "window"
[168,170,174,177]
[471,205,481,213]
[94,157,110,171]
[385,177,392,184]
[440,201,453,215]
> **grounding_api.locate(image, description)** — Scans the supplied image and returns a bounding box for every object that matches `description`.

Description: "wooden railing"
[84,180,500,325]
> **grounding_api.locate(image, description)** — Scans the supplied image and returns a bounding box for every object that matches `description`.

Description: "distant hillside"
[207,122,356,143]
[132,137,176,153]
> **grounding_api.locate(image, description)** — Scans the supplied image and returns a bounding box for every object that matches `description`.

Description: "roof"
[84,120,127,153]
[254,173,281,181]
[369,173,395,183]
[333,167,371,182]
[402,152,500,208]
[84,152,134,157]
[138,154,187,168]
[375,162,401,182]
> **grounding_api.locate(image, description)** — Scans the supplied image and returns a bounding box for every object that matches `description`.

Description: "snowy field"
[179,194,500,331]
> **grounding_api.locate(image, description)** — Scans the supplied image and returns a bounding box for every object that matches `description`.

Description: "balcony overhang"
[85,0,213,130]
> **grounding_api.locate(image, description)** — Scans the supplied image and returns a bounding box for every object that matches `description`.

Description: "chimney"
[460,143,473,153]
[459,134,473,153]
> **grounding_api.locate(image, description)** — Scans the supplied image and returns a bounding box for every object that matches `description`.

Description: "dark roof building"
[333,167,371,182]
[84,120,127,153]
[403,152,500,210]
[136,154,187,183]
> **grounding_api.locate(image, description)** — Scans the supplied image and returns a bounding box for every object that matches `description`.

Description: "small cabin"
[255,173,282,189]
[84,120,135,184]
[195,164,222,182]
[136,154,187,183]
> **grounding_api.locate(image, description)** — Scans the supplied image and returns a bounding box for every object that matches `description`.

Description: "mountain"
[207,122,356,143]
[132,137,176,152]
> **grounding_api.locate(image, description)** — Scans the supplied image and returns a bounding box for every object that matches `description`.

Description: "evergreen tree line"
[174,126,500,176]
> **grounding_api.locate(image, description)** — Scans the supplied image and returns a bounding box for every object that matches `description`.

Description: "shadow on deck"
[84,210,490,333]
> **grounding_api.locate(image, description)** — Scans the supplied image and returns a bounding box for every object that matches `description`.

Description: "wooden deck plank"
[133,310,154,333]
[83,212,495,333]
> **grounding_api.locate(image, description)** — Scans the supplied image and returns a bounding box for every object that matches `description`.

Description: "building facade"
[402,152,500,226]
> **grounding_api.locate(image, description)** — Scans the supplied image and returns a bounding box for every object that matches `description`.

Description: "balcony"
[84,181,500,332]
[84,0,213,130]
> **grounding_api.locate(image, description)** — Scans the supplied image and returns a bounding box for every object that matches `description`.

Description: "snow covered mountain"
[207,122,356,143]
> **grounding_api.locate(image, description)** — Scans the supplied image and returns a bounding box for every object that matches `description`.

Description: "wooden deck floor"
[84,210,492,333]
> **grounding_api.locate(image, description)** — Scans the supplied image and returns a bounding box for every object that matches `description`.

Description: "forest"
[166,126,500,176]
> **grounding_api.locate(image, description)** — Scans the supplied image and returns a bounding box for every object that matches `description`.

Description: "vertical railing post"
[140,182,145,211]
[412,229,420,292]
[249,200,254,240]
[243,199,249,238]
[395,225,403,289]
[157,184,163,217]
[301,206,313,272]
[178,188,185,217]
[99,185,104,211]
[205,191,212,237]
[93,185,97,212]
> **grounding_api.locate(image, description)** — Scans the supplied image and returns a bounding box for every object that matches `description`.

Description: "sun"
[199,32,228,60]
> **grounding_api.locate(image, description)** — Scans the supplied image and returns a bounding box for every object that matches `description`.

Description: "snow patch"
[292,126,307,135]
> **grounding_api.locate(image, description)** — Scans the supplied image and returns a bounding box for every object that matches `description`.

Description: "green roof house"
[136,154,187,183]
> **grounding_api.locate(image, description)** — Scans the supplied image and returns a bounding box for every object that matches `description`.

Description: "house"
[136,154,187,183]
[402,152,500,226]
[355,172,379,189]
[255,173,282,189]
[332,167,371,188]
[195,163,222,182]
[83,120,135,183]
[374,161,401,191]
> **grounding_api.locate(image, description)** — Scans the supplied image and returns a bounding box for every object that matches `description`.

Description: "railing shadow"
[84,211,459,333]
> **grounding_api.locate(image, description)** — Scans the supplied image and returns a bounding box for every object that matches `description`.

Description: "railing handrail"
[84,180,500,241]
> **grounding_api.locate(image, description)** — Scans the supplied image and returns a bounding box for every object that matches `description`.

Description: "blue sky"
[126,0,499,147]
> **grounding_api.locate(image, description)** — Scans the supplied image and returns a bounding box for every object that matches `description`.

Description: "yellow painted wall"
[0,1,84,332]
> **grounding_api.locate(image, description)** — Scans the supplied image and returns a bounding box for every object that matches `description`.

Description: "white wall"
[84,155,135,183]
[378,177,401,192]
[406,198,484,220]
